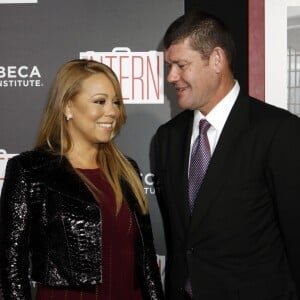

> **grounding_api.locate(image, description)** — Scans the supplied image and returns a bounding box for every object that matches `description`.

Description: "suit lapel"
[188,94,250,236]
[167,111,194,229]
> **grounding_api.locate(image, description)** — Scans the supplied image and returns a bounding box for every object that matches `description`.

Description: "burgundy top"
[35,168,142,300]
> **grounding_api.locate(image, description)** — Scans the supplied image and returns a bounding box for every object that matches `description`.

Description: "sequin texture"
[0,149,164,300]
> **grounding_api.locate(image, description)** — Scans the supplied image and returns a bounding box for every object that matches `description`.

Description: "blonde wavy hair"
[35,59,148,214]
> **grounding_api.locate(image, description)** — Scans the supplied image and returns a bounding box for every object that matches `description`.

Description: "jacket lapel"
[32,151,96,205]
[188,93,251,236]
[166,111,194,229]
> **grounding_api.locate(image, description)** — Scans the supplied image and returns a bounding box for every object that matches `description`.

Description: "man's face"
[164,37,220,115]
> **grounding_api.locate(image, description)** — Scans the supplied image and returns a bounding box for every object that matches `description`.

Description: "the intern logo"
[0,0,37,3]
[80,48,164,104]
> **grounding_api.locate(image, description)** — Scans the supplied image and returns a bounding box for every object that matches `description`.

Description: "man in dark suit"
[153,11,300,300]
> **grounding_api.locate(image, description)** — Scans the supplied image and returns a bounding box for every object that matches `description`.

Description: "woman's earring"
[66,114,72,121]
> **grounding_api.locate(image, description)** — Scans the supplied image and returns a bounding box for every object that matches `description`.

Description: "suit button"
[186,248,194,255]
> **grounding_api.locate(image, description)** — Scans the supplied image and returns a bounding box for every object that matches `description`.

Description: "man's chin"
[178,98,193,110]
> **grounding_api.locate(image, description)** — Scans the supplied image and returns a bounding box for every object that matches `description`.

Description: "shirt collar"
[193,80,240,133]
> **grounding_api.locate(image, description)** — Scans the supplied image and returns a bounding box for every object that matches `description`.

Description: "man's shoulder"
[248,95,298,121]
[157,110,193,131]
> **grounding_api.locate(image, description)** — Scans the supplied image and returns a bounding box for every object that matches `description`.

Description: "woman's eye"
[94,99,106,105]
[113,100,121,106]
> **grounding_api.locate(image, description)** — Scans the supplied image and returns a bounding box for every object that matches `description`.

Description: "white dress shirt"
[189,81,240,169]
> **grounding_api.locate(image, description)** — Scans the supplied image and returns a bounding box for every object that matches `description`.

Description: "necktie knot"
[199,118,210,136]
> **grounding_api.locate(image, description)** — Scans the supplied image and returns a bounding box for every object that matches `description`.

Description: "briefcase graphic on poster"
[0,149,17,194]
[80,48,164,104]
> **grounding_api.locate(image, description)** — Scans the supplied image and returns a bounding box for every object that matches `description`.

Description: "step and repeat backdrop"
[0,0,184,295]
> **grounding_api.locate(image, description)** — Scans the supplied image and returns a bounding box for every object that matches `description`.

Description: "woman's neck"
[66,147,99,169]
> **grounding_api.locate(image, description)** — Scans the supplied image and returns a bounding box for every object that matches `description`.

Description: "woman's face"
[66,73,121,149]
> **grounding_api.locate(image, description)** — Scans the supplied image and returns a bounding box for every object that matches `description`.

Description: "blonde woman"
[0,59,164,300]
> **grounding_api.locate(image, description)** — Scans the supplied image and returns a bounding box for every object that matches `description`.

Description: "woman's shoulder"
[125,156,138,167]
[8,148,59,170]
[125,156,140,174]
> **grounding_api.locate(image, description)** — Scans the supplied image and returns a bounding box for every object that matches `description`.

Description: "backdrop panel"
[0,0,184,296]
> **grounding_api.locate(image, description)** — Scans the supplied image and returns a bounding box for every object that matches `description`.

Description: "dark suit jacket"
[153,92,300,300]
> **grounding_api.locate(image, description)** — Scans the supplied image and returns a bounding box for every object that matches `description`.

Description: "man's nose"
[167,66,179,83]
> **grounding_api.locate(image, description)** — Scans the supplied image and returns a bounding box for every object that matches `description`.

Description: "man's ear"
[210,47,226,74]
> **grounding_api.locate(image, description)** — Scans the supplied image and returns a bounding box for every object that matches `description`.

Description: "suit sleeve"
[152,130,161,194]
[269,114,300,297]
[0,156,32,300]
[151,127,168,211]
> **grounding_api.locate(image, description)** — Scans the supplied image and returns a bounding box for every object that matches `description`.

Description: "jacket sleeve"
[126,157,165,300]
[0,156,32,300]
[135,212,164,300]
[269,114,300,298]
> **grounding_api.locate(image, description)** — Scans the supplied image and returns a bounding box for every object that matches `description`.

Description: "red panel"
[248,0,265,101]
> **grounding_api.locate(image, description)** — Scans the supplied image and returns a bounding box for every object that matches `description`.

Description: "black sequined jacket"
[0,149,164,300]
